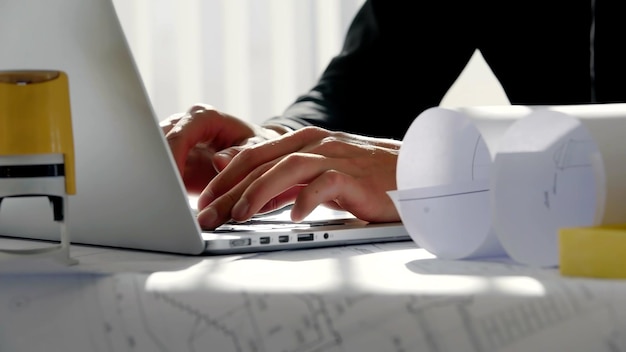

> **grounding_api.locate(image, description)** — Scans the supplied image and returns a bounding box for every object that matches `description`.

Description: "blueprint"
[2,242,626,352]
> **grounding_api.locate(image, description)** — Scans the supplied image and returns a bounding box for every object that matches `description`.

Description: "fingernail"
[213,150,238,172]
[215,147,239,160]
[214,152,232,161]
[232,198,249,220]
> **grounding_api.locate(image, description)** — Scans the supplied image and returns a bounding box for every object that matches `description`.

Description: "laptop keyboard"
[210,218,357,233]
[193,203,359,232]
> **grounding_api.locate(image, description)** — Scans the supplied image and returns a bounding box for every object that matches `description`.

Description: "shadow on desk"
[405,256,557,277]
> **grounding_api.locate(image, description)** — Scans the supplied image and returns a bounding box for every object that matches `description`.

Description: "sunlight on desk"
[3,238,626,352]
[145,246,545,297]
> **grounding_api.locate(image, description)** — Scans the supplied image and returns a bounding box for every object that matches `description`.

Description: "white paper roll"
[492,104,626,267]
[394,106,529,259]
[393,103,626,266]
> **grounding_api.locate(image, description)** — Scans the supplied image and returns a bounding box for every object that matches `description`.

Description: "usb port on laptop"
[297,233,314,242]
[229,238,251,247]
[259,236,270,244]
[278,235,289,243]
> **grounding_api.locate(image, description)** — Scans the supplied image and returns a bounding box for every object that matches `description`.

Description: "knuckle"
[319,136,344,148]
[165,127,183,141]
[162,112,184,125]
[322,169,346,184]
[281,153,310,168]
[233,146,259,164]
[298,126,327,139]
[187,103,215,115]
[313,137,353,155]
[222,192,240,207]
[330,130,350,139]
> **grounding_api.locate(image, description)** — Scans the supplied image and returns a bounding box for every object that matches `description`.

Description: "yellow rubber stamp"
[0,70,77,265]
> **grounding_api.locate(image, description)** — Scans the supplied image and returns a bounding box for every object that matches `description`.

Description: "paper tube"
[392,106,530,259]
[492,103,626,267]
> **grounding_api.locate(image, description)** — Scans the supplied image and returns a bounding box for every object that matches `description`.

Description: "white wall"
[113,0,510,124]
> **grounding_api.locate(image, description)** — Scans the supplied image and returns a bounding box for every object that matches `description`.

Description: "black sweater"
[265,0,626,140]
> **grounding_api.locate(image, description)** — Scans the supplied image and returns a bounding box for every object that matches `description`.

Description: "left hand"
[196,126,402,229]
[159,104,282,194]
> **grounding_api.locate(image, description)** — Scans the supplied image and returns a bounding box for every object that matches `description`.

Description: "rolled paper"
[0,70,75,194]
[394,106,529,259]
[394,103,626,266]
[492,104,626,267]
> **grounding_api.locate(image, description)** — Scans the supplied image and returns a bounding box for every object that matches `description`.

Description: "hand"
[160,104,282,194]
[196,126,402,229]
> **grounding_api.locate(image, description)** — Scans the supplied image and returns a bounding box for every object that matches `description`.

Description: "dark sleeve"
[263,0,478,140]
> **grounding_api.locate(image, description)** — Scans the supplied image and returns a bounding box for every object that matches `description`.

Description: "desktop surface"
[1,236,626,352]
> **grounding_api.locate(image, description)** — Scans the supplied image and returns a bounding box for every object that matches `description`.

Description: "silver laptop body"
[0,0,410,255]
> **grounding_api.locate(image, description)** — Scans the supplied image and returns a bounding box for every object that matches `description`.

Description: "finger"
[256,185,302,214]
[291,170,399,223]
[183,144,220,194]
[211,146,243,172]
[196,146,242,211]
[227,139,383,219]
[159,112,186,135]
[198,144,264,210]
[209,134,271,172]
[219,127,330,183]
[230,153,342,221]
[290,170,352,221]
[165,105,218,174]
[197,161,276,229]
[166,104,253,176]
[200,127,330,206]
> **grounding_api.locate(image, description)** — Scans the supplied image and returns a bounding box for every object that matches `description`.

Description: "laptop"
[0,0,410,255]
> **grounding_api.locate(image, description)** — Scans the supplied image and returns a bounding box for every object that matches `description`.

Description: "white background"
[113,0,510,124]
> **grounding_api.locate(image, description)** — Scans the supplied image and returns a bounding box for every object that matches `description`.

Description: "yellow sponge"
[559,225,626,279]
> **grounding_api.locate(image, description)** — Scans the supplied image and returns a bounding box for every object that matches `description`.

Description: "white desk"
[1,236,626,352]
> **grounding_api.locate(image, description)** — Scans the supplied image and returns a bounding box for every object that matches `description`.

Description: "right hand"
[160,104,282,194]
[196,126,402,229]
